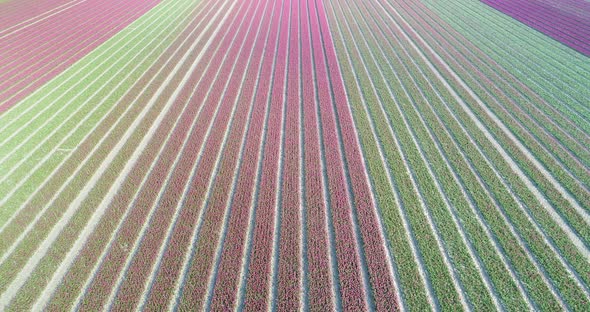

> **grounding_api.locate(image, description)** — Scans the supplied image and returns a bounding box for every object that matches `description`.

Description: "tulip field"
[0,0,588,310]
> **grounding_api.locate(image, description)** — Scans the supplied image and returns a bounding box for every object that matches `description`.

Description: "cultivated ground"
[0,0,589,310]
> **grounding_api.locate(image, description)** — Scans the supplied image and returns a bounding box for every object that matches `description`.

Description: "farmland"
[0,0,588,310]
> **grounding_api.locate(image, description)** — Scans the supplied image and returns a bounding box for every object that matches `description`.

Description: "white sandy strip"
[381,0,590,257]
[267,0,290,309]
[0,0,188,253]
[0,0,88,38]
[0,1,182,193]
[296,1,307,307]
[328,0,435,309]
[323,1,403,309]
[102,0,253,308]
[382,7,569,308]
[0,2,234,309]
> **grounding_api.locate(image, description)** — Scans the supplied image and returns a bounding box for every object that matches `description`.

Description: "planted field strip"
[481,0,590,56]
[0,0,588,310]
[0,0,161,113]
[422,0,590,133]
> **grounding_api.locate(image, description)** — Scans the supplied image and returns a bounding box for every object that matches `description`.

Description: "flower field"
[0,0,588,310]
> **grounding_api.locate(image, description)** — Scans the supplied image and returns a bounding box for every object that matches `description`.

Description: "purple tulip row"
[0,0,161,113]
[482,0,590,55]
